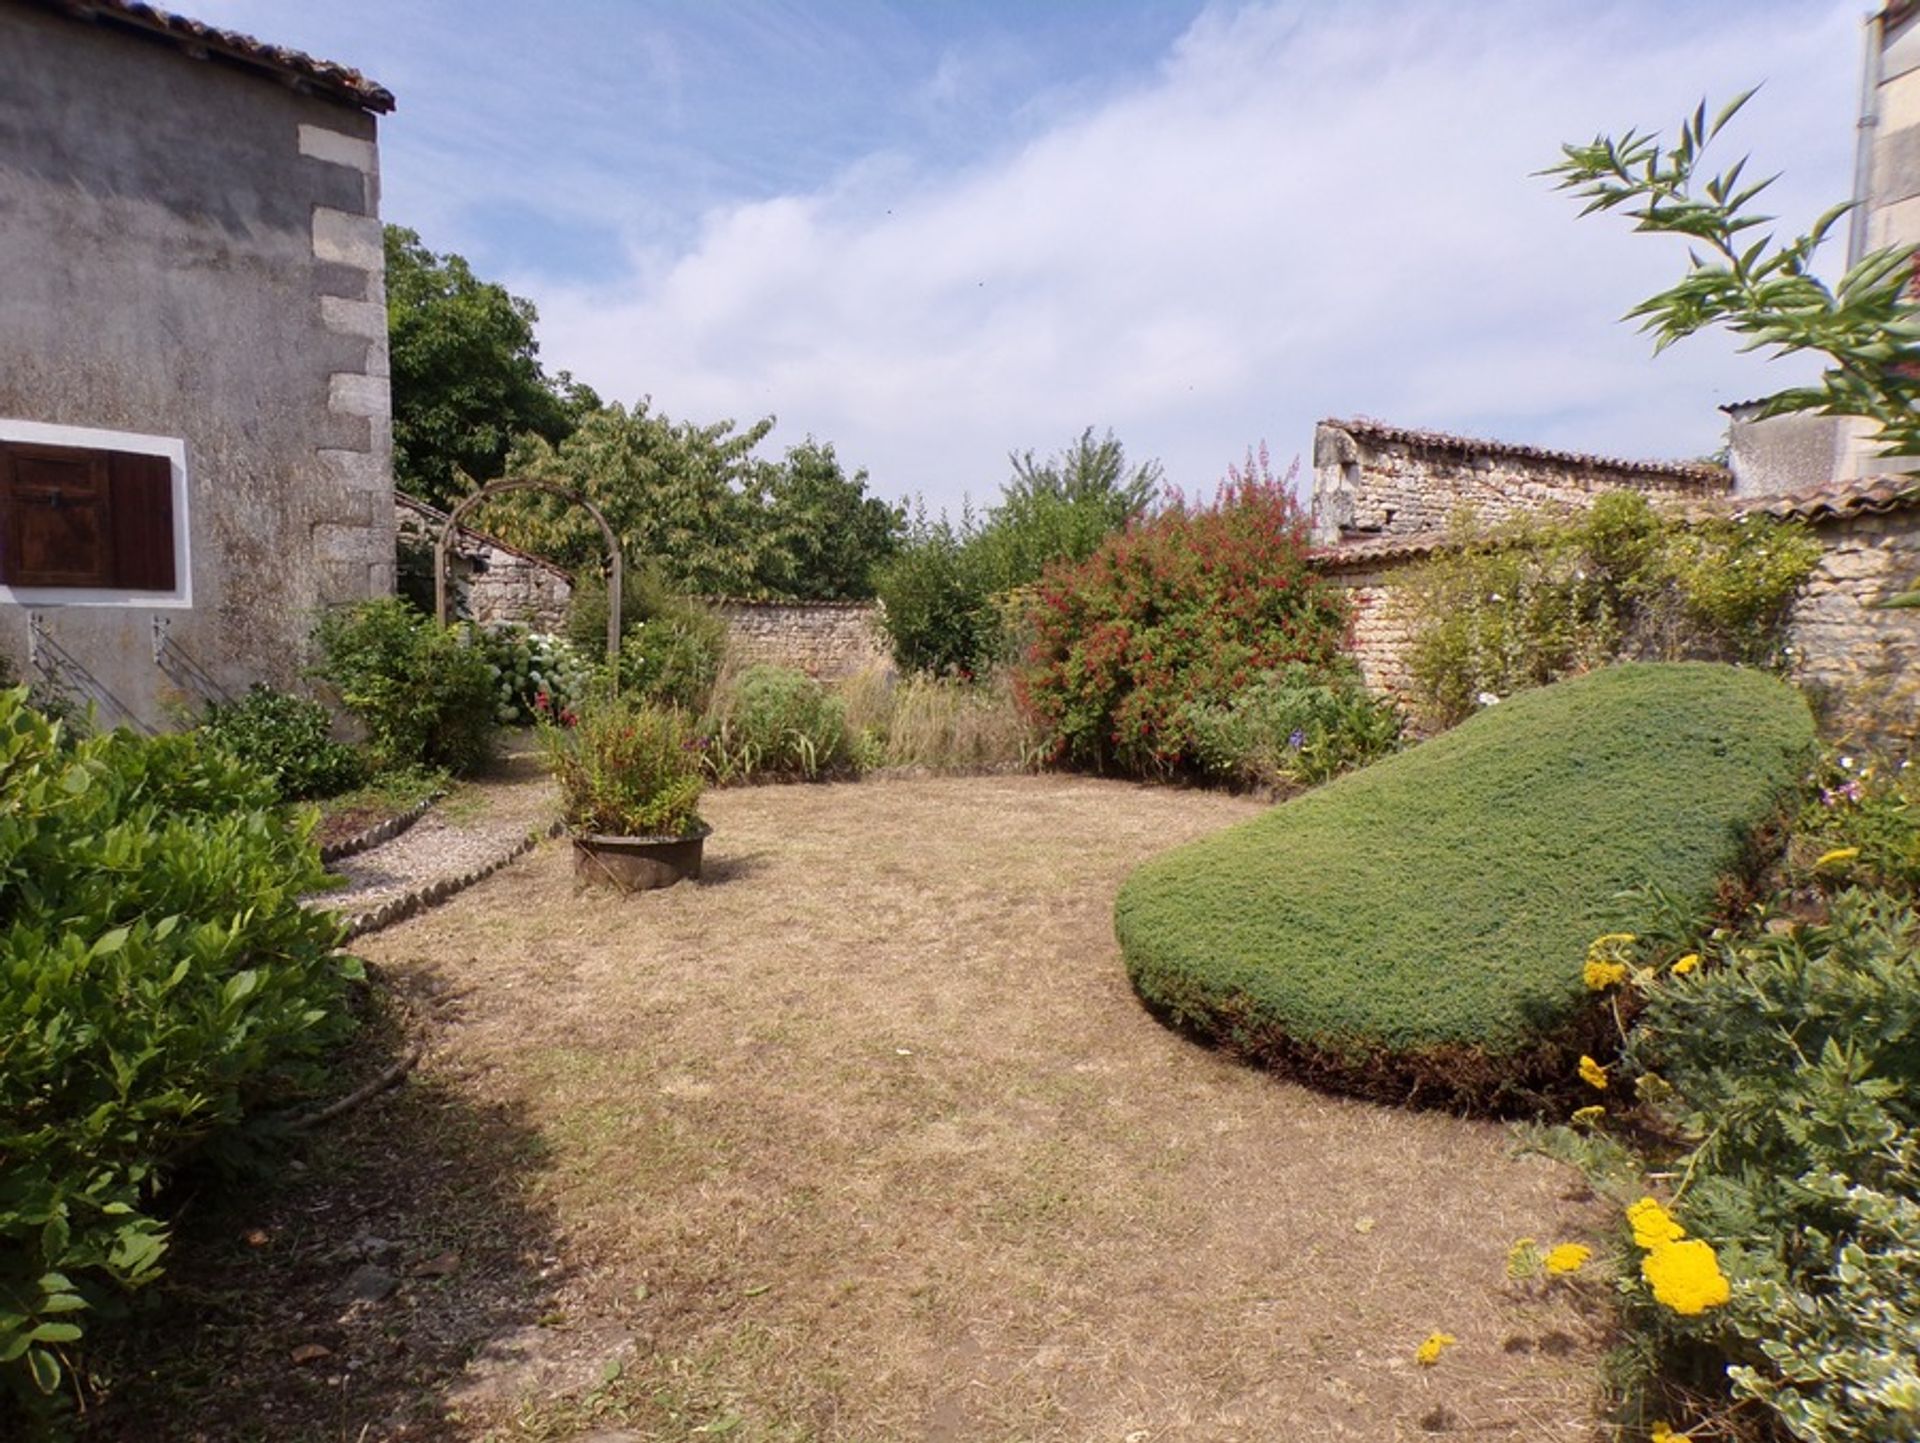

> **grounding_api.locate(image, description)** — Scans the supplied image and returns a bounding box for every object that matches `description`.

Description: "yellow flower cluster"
[1641,1238,1730,1315]
[1582,932,1637,991]
[1626,1196,1685,1248]
[1578,1055,1608,1090]
[1414,1331,1456,1366]
[1670,953,1699,976]
[1571,1104,1605,1127]
[1583,956,1629,990]
[1649,1425,1685,1443]
[1542,1243,1591,1276]
[1814,846,1860,869]
[1624,1197,1729,1315]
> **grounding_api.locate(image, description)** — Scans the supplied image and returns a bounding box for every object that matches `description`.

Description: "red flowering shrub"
[1016,450,1350,776]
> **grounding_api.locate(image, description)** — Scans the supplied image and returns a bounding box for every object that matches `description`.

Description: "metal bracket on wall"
[152,614,234,707]
[22,611,153,733]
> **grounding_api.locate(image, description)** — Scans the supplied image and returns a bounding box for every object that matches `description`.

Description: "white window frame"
[0,418,193,608]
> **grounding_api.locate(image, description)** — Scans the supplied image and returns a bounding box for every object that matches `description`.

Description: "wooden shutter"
[0,443,113,587]
[108,450,176,591]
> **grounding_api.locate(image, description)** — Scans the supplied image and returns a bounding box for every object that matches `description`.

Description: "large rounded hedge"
[1114,663,1816,1110]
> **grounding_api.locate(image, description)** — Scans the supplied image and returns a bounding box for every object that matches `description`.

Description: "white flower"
[1488,592,1503,602]
[1840,756,1855,770]
[1476,691,1501,707]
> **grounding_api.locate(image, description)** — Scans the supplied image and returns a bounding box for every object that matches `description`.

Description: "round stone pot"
[572,824,710,893]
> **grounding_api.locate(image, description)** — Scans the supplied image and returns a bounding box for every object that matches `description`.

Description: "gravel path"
[315,747,559,937]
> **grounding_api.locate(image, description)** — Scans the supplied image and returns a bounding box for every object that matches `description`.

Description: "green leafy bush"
[568,569,728,712]
[539,693,705,837]
[1114,664,1816,1110]
[702,665,856,783]
[199,685,364,801]
[1018,450,1352,777]
[312,597,497,774]
[1182,661,1402,790]
[1406,492,1822,727]
[0,692,355,1412]
[1787,751,1920,898]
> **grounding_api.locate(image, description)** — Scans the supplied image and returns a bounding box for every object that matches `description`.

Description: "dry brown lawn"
[91,775,1608,1443]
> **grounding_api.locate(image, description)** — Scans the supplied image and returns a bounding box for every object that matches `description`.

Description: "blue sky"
[206,1,1864,511]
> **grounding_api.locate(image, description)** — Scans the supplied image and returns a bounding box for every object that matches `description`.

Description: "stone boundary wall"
[707,600,892,679]
[1310,499,1920,741]
[1311,418,1729,546]
[394,495,572,633]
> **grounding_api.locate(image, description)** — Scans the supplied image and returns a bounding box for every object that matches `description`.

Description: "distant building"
[0,0,396,728]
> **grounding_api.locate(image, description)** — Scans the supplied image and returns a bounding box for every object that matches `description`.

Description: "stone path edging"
[339,820,564,941]
[319,795,438,865]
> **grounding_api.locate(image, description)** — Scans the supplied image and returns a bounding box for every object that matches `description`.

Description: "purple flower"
[1287,729,1306,751]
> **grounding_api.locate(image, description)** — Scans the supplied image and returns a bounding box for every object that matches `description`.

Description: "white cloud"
[514,2,1862,507]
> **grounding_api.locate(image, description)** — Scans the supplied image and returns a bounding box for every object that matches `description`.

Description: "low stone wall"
[1311,418,1728,546]
[708,600,892,679]
[394,495,573,633]
[1786,509,1920,738]
[1311,496,1920,742]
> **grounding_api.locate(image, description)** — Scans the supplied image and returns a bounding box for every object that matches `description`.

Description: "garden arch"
[434,479,622,669]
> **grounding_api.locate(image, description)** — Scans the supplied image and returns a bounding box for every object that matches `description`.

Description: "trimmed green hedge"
[1114,664,1816,1110]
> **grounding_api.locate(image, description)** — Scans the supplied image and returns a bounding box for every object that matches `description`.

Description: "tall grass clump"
[838,667,1037,772]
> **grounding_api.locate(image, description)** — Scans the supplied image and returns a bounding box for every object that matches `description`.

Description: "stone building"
[394,495,573,635]
[0,1,395,729]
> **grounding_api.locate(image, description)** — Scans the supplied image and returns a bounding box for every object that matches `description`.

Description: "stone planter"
[572,824,710,893]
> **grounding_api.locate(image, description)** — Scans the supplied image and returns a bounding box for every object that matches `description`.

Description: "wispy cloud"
[193,0,1864,507]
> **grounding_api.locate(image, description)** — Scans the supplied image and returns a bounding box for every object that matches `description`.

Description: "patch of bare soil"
[86,776,1607,1442]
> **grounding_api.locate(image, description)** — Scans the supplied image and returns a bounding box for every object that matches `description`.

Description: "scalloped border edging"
[339,820,565,941]
[319,794,439,864]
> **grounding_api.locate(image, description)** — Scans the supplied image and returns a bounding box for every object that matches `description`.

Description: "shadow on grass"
[77,960,564,1443]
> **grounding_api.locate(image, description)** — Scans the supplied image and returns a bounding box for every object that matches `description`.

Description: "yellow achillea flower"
[1671,953,1699,975]
[1414,1331,1456,1366]
[1578,1055,1608,1090]
[1650,1425,1684,1443]
[1641,1238,1730,1315]
[1543,1243,1591,1275]
[1589,932,1637,947]
[1571,1104,1605,1127]
[1626,1196,1685,1249]
[1815,846,1860,869]
[1583,956,1629,990]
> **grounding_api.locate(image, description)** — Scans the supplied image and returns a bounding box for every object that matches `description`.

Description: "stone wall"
[1310,497,1920,742]
[0,6,393,730]
[707,600,892,679]
[394,496,572,633]
[1311,418,1729,547]
[1781,507,1920,739]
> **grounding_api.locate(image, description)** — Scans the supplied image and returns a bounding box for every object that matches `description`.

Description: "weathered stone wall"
[1786,509,1920,739]
[1311,419,1728,546]
[708,600,892,679]
[1311,504,1920,742]
[394,496,572,633]
[0,7,392,729]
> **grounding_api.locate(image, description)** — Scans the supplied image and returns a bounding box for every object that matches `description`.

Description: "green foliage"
[311,598,496,775]
[568,569,730,713]
[1182,662,1402,790]
[701,665,857,783]
[199,686,364,801]
[1535,887,1920,1442]
[1789,751,1920,897]
[0,691,355,1413]
[875,429,1160,675]
[384,225,597,509]
[1405,491,1822,726]
[464,625,594,727]
[745,439,904,600]
[1018,449,1351,777]
[1114,664,1816,1109]
[539,693,705,838]
[1546,92,1920,458]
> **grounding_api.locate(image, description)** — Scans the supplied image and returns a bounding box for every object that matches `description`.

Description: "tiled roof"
[36,1,394,112]
[1321,417,1729,486]
[1730,475,1920,523]
[1310,533,1454,568]
[396,493,572,579]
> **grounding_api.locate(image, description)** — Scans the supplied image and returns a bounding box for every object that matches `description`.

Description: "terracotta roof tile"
[396,493,572,580]
[1729,476,1920,523]
[1309,533,1453,568]
[35,0,394,112]
[1321,416,1729,486]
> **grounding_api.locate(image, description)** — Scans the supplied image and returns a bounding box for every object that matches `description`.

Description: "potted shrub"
[537,690,710,891]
